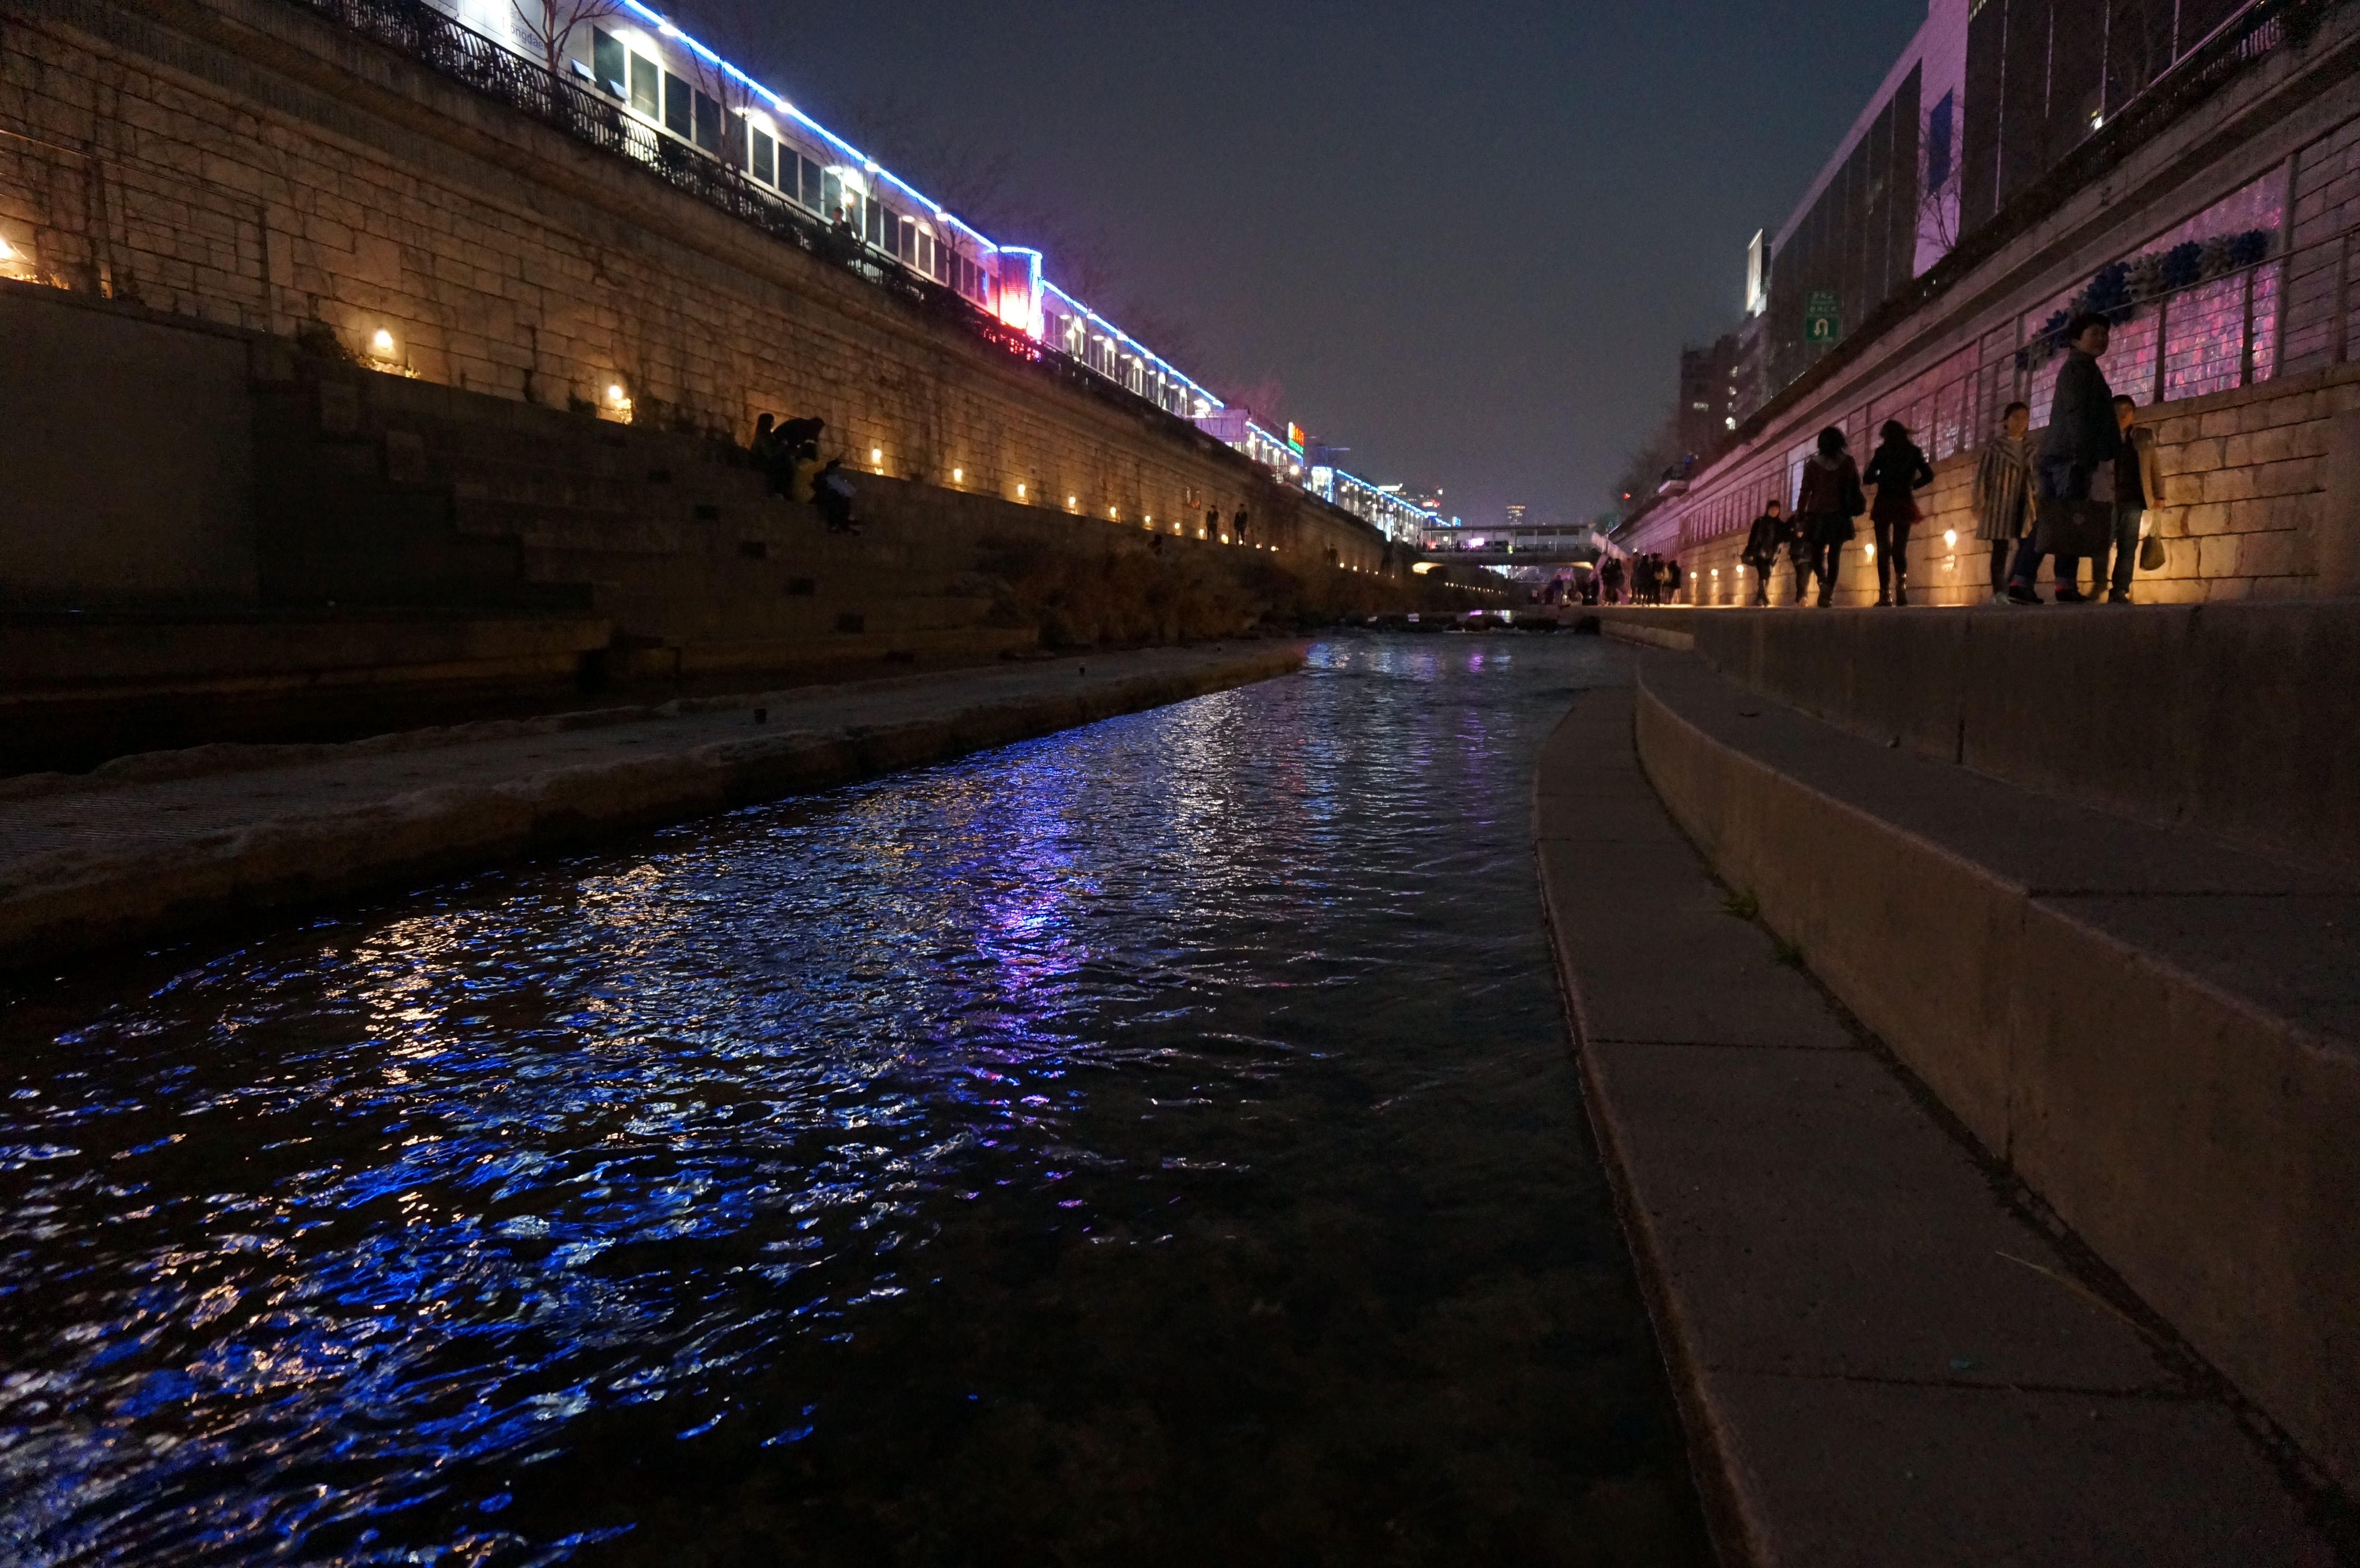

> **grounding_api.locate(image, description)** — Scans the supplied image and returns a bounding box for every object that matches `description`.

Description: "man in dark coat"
[2007,314,2121,604]
[1742,501,1787,605]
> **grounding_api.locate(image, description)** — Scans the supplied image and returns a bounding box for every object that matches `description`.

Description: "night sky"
[702,0,1925,527]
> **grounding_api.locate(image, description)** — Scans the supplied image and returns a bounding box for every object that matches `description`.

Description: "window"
[1927,90,1955,193]
[592,28,624,96]
[752,128,775,185]
[692,89,722,155]
[919,232,936,278]
[864,198,885,248]
[822,170,843,219]
[629,53,658,117]
[663,72,692,138]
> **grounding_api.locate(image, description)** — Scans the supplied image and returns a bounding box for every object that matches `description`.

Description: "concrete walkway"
[0,644,1300,968]
[1535,684,2330,1567]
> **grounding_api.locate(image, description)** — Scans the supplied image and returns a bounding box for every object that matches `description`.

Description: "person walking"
[1862,420,1934,606]
[1972,401,2037,602]
[2008,313,2121,604]
[1795,426,1865,606]
[1784,507,1814,605]
[1742,500,1786,605]
[2096,394,2165,603]
[1601,554,1625,605]
[1666,557,1685,602]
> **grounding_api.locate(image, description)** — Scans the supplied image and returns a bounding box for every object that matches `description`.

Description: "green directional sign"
[1804,290,1842,344]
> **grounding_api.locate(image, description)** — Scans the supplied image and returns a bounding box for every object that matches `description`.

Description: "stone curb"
[0,647,1302,969]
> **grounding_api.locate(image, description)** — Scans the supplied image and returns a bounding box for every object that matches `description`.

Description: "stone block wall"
[1676,363,2360,607]
[0,0,1396,594]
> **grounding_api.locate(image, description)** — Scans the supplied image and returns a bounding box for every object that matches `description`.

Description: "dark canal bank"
[0,635,1712,1566]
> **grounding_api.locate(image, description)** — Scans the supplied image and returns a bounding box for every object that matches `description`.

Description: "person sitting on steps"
[814,457,860,534]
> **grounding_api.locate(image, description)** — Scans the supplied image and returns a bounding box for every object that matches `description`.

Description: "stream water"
[0,634,1712,1566]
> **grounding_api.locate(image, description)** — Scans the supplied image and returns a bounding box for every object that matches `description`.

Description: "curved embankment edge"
[1628,652,2360,1499]
[0,646,1303,969]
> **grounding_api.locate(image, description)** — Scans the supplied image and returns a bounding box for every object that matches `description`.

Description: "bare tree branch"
[510,0,621,81]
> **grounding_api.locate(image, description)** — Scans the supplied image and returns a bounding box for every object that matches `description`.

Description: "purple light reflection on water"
[0,635,1711,1566]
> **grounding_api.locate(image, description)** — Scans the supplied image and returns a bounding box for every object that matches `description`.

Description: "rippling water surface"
[0,635,1709,1566]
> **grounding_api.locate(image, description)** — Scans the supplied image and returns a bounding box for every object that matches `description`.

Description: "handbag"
[2139,514,2168,573]
[2034,497,2108,558]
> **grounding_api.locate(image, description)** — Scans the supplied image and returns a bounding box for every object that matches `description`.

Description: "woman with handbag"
[2008,313,2122,604]
[1794,426,1865,606]
[1863,420,1935,606]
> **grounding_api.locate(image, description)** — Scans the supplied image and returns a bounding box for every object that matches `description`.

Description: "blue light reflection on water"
[0,635,1710,1565]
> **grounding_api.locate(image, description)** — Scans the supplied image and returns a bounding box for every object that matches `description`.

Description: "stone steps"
[1535,677,2339,1564]
[1622,645,2360,1509]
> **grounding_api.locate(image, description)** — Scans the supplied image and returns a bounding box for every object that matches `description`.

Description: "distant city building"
[1678,336,1744,455]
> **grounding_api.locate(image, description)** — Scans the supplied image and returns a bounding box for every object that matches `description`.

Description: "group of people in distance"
[750,412,861,533]
[1583,551,1683,606]
[1739,310,2164,606]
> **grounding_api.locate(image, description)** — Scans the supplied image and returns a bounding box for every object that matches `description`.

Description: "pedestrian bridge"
[1417,548,1595,569]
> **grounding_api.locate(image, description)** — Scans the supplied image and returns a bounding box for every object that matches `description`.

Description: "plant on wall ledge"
[2018,227,2273,368]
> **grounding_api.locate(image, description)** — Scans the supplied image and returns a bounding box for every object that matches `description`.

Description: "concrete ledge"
[1534,685,2324,1564]
[0,644,1301,968]
[1667,601,2360,880]
[1594,607,1698,652]
[1630,650,2360,1494]
[0,610,616,697]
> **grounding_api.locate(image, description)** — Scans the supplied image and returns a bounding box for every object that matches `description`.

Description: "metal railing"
[276,0,1261,459]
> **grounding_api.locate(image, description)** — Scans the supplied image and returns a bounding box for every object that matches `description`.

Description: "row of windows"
[575,27,1373,498]
[579,28,1207,424]
[588,27,957,290]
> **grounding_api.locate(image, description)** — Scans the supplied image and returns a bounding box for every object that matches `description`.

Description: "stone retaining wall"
[0,0,1396,596]
[1674,363,2360,607]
